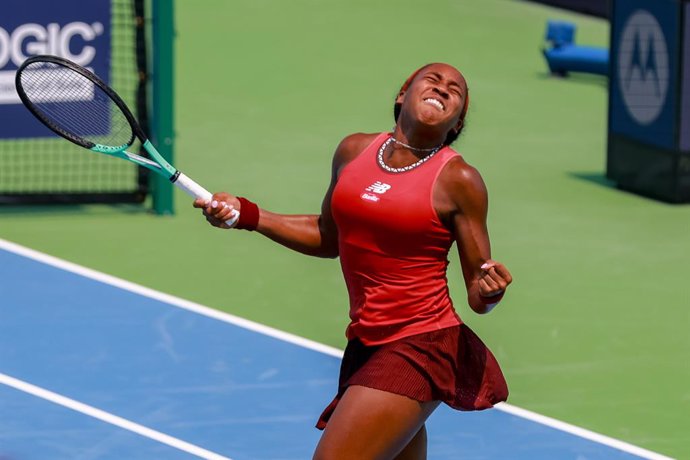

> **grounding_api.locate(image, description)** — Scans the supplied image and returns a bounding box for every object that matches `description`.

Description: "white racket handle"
[173,172,240,227]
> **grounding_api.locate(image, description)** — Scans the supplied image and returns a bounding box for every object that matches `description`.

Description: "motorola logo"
[618,10,669,125]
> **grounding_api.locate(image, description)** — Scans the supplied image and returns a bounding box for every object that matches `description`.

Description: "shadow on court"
[535,71,609,89]
[568,171,617,189]
[0,203,151,217]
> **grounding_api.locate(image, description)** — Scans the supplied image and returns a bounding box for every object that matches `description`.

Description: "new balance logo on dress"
[361,181,391,202]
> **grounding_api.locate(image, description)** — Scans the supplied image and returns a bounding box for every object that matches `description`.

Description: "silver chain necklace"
[377,137,442,173]
[390,136,441,152]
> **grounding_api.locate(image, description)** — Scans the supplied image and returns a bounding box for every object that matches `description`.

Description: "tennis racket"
[15,54,238,226]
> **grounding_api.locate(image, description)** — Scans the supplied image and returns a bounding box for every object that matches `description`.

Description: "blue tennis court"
[0,239,673,460]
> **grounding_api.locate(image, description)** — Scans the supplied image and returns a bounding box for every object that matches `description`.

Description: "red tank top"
[331,132,462,345]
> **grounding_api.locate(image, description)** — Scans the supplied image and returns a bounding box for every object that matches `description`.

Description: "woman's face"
[397,63,467,135]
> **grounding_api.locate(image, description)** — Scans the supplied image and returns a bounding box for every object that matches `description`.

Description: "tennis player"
[194,62,512,460]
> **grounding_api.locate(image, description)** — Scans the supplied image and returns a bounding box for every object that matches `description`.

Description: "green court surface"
[1,1,688,458]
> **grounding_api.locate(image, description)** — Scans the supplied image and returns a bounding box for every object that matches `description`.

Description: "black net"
[0,0,148,204]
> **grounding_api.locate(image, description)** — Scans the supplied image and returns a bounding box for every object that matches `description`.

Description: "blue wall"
[524,0,609,18]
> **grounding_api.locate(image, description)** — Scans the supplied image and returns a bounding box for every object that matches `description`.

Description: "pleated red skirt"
[316,324,508,429]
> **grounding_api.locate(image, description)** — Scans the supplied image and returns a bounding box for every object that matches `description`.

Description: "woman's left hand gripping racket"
[15,54,239,227]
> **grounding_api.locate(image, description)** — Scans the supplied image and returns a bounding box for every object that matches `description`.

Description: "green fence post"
[151,0,175,214]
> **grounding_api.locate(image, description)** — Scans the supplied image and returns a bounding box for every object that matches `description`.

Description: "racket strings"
[19,62,134,149]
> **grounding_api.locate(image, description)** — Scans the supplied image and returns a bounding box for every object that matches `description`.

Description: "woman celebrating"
[195,62,513,460]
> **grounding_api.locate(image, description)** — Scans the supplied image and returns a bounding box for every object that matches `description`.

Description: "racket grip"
[173,172,240,227]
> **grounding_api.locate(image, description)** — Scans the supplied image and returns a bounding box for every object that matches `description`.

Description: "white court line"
[0,372,231,460]
[494,404,674,460]
[0,238,676,460]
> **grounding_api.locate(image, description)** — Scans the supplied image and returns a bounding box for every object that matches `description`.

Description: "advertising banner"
[0,0,111,139]
[680,2,690,151]
[609,0,679,150]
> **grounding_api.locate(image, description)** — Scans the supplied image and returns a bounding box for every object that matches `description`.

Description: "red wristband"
[236,197,259,231]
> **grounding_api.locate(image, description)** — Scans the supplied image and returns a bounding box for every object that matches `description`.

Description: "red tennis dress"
[331,132,462,345]
[318,133,508,429]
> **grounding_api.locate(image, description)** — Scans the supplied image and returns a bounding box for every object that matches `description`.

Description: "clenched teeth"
[423,98,445,111]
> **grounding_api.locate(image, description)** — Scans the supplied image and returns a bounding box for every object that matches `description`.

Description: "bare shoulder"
[438,154,488,212]
[333,132,381,168]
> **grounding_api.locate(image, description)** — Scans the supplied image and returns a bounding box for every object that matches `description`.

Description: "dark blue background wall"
[523,0,609,18]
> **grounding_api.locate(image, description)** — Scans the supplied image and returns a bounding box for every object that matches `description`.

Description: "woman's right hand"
[193,192,240,229]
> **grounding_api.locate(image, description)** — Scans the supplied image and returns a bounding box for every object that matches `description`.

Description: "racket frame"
[16,55,174,175]
[15,54,238,224]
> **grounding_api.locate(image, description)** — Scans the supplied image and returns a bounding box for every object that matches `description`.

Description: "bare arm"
[435,157,512,313]
[193,133,376,258]
[254,173,339,258]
